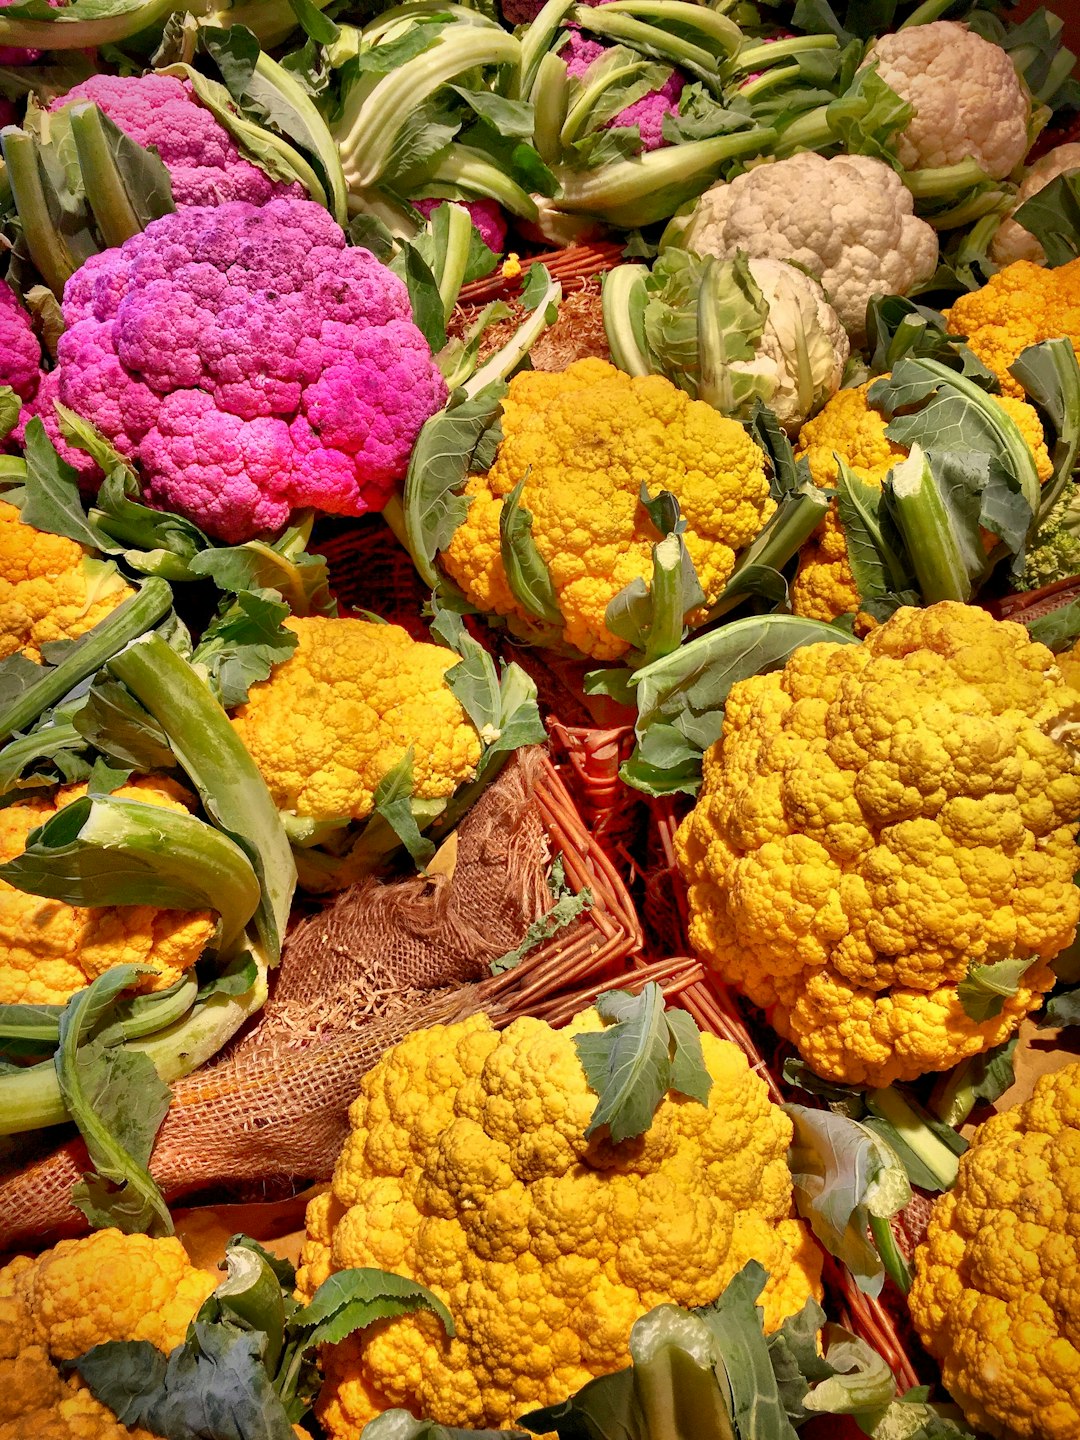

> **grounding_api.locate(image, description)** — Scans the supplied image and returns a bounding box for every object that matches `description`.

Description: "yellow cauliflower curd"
[0,1228,216,1440]
[296,1009,821,1434]
[946,258,1080,397]
[910,1062,1080,1440]
[0,499,130,662]
[0,778,215,1005]
[675,603,1080,1087]
[231,616,481,824]
[441,358,773,660]
[790,381,1053,621]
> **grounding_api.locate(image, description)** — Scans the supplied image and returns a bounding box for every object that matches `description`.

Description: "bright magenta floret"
[0,285,41,401]
[52,198,448,540]
[562,32,683,151]
[413,197,507,256]
[53,73,301,209]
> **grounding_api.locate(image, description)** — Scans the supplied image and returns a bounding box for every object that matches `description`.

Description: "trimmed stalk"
[886,446,972,603]
[704,487,831,622]
[724,32,838,77]
[572,8,726,79]
[869,1213,913,1295]
[107,633,296,962]
[532,51,571,168]
[68,102,144,249]
[903,159,995,199]
[929,1058,985,1129]
[1,127,78,298]
[516,0,577,101]
[334,28,521,191]
[866,1085,961,1190]
[0,972,197,1047]
[433,201,473,324]
[924,187,1011,231]
[253,51,349,226]
[0,579,173,744]
[643,533,687,664]
[738,62,802,102]
[602,264,652,376]
[579,1,742,60]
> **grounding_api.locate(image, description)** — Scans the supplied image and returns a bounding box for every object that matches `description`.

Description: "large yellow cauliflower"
[675,603,1080,1087]
[947,258,1080,397]
[0,499,130,661]
[791,382,1053,622]
[909,1062,1080,1440]
[0,777,216,1005]
[441,359,773,660]
[231,615,481,825]
[0,1229,216,1440]
[296,1009,821,1434]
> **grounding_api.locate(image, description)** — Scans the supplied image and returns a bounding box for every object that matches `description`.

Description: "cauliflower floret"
[947,257,1080,397]
[683,152,938,340]
[296,1010,822,1432]
[562,33,684,152]
[992,143,1080,266]
[0,284,40,401]
[869,21,1030,181]
[441,358,773,660]
[0,778,216,1005]
[675,602,1080,1087]
[910,1062,1080,1440]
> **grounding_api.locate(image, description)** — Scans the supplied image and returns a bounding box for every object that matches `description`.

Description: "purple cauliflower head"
[52,73,302,209]
[52,198,448,541]
[412,197,507,257]
[0,0,60,67]
[561,33,683,152]
[0,285,41,401]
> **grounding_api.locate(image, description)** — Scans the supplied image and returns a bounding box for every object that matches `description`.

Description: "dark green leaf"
[348,211,399,263]
[17,417,110,549]
[294,1267,455,1347]
[0,386,21,442]
[665,1008,711,1106]
[73,679,177,771]
[450,86,533,140]
[697,1261,799,1440]
[373,750,437,869]
[196,953,259,1005]
[957,957,1034,1022]
[90,463,206,565]
[1012,169,1080,268]
[0,718,91,796]
[781,1058,867,1120]
[1040,985,1080,1029]
[365,1413,525,1440]
[191,589,299,710]
[399,239,449,353]
[287,0,339,44]
[1027,598,1080,651]
[834,459,911,603]
[499,478,563,625]
[766,1298,832,1426]
[86,756,131,794]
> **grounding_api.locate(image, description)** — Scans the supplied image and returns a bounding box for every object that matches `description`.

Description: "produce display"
[1,0,1080,1435]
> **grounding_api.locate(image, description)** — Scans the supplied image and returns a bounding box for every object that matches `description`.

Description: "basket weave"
[985,572,1080,624]
[458,240,626,305]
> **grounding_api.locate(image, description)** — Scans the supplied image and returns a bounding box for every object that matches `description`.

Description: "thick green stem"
[0,579,172,744]
[726,32,838,77]
[705,488,831,621]
[773,104,833,157]
[866,1086,960,1190]
[428,147,539,221]
[900,0,963,26]
[434,201,473,324]
[560,60,654,146]
[107,634,296,963]
[1,127,77,299]
[517,0,577,101]
[0,0,178,50]
[602,264,652,376]
[0,973,197,1047]
[887,446,972,603]
[869,1212,913,1295]
[903,159,994,200]
[738,63,801,101]
[577,1,742,62]
[571,8,722,78]
[924,187,1010,231]
[68,102,144,250]
[644,533,687,664]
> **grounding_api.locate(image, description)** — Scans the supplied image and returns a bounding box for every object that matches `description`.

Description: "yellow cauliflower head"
[675,602,1080,1087]
[0,499,131,662]
[441,359,773,660]
[230,615,482,825]
[946,258,1080,397]
[296,1009,821,1434]
[909,1061,1080,1440]
[0,777,216,1005]
[790,381,1053,622]
[0,1228,216,1440]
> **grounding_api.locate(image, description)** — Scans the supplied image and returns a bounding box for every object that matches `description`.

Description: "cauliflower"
[0,284,40,402]
[1016,481,1080,591]
[682,152,939,340]
[674,603,1080,1087]
[295,1008,822,1433]
[52,73,302,209]
[413,197,507,256]
[790,380,1052,621]
[50,198,447,543]
[0,1229,216,1440]
[991,143,1080,265]
[441,358,773,660]
[231,616,482,823]
[0,778,216,1005]
[909,1062,1080,1440]
[562,32,684,153]
[946,257,1080,397]
[0,498,131,661]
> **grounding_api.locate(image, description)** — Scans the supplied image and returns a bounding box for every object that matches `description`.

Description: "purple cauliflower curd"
[53,73,302,209]
[0,0,60,67]
[413,197,507,257]
[0,285,41,401]
[52,198,448,541]
[562,32,683,152]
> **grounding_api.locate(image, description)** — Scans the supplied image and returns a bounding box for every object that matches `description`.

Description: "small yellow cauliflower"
[0,1228,216,1440]
[230,615,482,825]
[0,777,216,1005]
[0,499,130,662]
[946,258,1080,397]
[909,1061,1080,1440]
[790,381,1052,622]
[296,1009,822,1433]
[675,603,1080,1087]
[441,358,773,660]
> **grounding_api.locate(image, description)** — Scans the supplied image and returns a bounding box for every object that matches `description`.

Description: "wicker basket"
[984,572,1080,623]
[458,240,626,306]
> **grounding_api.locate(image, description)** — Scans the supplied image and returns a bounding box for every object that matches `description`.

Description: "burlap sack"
[0,749,551,1249]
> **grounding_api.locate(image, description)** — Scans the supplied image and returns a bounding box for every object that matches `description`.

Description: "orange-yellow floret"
[0,1229,216,1440]
[296,1009,821,1433]
[947,258,1080,396]
[441,359,773,660]
[675,602,1080,1087]
[0,778,215,1005]
[0,499,130,662]
[790,382,1052,621]
[230,616,481,825]
[910,1062,1080,1440]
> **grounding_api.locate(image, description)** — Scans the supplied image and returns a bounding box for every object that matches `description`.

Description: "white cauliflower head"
[683,152,938,341]
[735,259,848,430]
[869,21,1030,180]
[991,142,1080,265]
